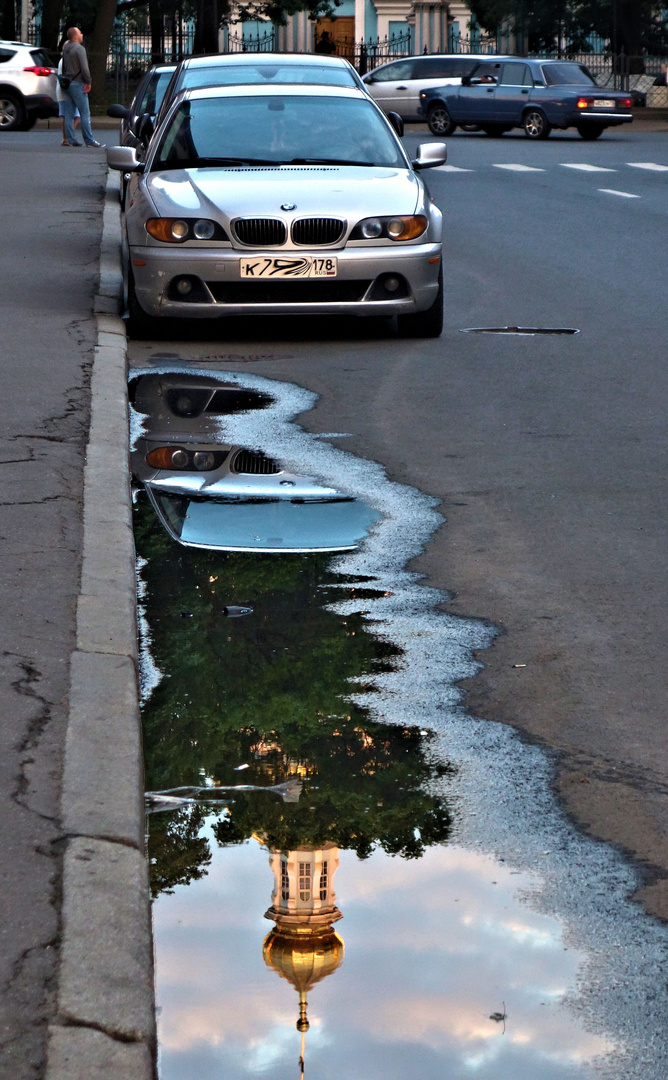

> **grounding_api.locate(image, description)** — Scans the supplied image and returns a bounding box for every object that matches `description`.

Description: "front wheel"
[427,104,455,137]
[397,265,443,339]
[577,124,604,140]
[0,93,24,132]
[523,109,551,139]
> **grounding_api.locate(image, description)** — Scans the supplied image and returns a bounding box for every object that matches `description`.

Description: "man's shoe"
[67,141,83,146]
[85,140,104,147]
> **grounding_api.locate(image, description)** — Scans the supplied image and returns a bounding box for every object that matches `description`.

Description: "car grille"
[292,218,345,246]
[233,218,287,246]
[230,449,281,475]
[206,280,372,304]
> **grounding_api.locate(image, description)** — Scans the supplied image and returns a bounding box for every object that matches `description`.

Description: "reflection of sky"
[154,837,612,1079]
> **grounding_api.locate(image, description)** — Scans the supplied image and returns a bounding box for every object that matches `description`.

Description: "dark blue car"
[418,58,633,140]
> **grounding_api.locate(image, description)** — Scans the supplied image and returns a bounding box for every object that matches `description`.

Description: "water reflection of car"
[131,374,380,552]
[419,58,633,139]
[108,83,446,337]
[106,62,176,147]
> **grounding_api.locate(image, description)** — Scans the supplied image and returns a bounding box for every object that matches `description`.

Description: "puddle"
[133,369,668,1080]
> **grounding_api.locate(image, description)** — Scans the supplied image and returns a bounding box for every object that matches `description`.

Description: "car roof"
[183,83,367,101]
[181,52,353,69]
[0,40,34,48]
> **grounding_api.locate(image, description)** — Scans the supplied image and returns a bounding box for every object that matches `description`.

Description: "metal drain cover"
[460,326,579,336]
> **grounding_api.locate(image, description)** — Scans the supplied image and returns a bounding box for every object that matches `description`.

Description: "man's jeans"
[63,82,95,145]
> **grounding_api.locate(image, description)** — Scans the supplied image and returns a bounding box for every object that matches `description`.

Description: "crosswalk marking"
[434,164,473,172]
[561,163,617,172]
[493,164,545,172]
[598,188,641,198]
[627,162,668,171]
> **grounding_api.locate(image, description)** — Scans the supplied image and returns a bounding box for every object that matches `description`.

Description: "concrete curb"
[46,172,156,1077]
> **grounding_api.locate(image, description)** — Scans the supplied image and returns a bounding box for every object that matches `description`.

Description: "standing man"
[61,27,103,148]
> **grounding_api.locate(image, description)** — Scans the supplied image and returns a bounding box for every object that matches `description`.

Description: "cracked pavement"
[0,133,105,1078]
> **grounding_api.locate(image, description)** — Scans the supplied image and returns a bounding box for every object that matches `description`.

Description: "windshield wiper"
[283,157,380,167]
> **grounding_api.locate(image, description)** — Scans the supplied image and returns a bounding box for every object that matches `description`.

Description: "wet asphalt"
[129,124,668,918]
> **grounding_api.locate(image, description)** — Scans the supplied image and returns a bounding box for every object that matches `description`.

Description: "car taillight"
[577,97,594,109]
[24,66,53,77]
[620,97,632,108]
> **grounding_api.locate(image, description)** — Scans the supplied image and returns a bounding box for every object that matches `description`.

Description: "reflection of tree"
[137,501,454,897]
[148,804,213,898]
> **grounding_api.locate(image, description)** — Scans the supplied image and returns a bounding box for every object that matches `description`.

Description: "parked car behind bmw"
[106,62,175,147]
[0,40,57,131]
[420,58,633,139]
[107,83,447,337]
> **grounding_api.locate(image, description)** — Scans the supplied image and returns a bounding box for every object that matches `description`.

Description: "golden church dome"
[263,924,345,996]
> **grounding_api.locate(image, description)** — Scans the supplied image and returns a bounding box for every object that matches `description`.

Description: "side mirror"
[137,113,155,145]
[461,74,471,86]
[363,74,375,84]
[387,110,404,137]
[107,145,143,172]
[107,103,131,120]
[412,141,447,170]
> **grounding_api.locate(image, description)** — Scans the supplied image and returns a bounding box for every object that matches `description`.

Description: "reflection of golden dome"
[263,925,344,995]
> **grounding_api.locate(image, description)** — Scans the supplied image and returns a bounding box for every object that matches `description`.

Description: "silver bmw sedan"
[109,83,447,337]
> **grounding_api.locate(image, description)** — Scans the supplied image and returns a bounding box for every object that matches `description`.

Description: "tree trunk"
[1,0,16,39]
[194,0,218,55]
[88,0,118,110]
[39,0,63,52]
[149,0,165,63]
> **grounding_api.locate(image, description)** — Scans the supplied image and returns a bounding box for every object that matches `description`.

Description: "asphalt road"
[130,126,668,918]
[0,132,105,1078]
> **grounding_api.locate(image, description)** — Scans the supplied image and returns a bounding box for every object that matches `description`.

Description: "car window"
[542,62,596,86]
[179,62,358,91]
[413,57,473,78]
[139,70,174,114]
[371,60,415,82]
[471,61,504,81]
[0,48,17,63]
[499,62,531,86]
[155,95,406,170]
[30,49,53,67]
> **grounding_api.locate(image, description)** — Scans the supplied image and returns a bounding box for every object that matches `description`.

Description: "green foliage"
[136,500,455,897]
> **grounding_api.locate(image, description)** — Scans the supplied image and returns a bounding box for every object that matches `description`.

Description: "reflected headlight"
[145,218,228,243]
[350,215,428,241]
[145,446,229,471]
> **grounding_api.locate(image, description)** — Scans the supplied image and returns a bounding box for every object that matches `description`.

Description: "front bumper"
[130,242,443,319]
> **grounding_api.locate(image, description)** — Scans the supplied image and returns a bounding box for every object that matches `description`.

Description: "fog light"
[176,278,193,296]
[193,219,215,240]
[193,451,217,471]
[384,275,400,292]
[361,219,383,238]
[171,220,189,240]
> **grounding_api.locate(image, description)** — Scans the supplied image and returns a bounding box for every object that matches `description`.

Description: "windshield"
[154,95,406,169]
[542,62,596,86]
[178,62,358,91]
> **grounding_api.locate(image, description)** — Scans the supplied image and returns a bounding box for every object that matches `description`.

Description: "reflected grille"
[231,449,281,475]
[234,218,286,246]
[292,218,345,246]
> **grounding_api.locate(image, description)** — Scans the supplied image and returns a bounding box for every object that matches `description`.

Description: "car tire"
[523,109,551,139]
[397,265,443,338]
[0,92,25,132]
[482,124,507,137]
[427,104,455,137]
[127,270,158,339]
[17,113,37,131]
[577,124,604,140]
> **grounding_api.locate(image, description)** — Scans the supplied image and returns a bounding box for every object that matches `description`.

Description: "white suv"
[0,40,57,131]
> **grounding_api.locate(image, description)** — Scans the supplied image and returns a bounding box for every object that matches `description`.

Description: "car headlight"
[145,446,229,471]
[145,218,228,243]
[350,215,428,241]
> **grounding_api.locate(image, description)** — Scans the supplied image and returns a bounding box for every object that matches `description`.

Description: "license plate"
[593,98,616,108]
[240,257,337,279]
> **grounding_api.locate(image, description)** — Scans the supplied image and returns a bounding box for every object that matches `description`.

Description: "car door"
[409,56,480,121]
[493,61,533,123]
[364,59,417,118]
[455,61,503,122]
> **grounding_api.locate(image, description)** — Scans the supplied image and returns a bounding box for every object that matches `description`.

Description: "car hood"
[145,165,420,218]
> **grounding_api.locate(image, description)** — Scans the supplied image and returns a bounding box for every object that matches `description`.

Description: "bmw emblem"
[281,203,296,211]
